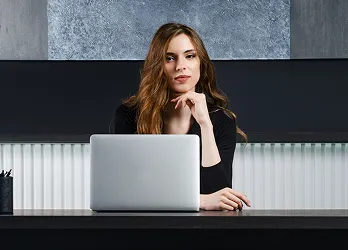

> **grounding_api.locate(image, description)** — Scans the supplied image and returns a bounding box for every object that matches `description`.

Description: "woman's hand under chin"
[200,187,251,211]
[171,91,211,126]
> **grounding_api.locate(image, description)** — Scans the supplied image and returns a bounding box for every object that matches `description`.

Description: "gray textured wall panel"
[0,0,48,60]
[48,0,290,60]
[291,0,348,59]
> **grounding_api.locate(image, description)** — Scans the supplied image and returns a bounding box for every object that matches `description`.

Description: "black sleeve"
[112,104,137,134]
[200,111,237,194]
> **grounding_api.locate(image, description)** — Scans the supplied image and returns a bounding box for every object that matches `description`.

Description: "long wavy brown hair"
[123,22,248,143]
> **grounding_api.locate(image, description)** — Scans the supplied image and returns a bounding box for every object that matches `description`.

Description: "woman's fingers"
[173,95,195,109]
[171,92,198,109]
[229,189,251,207]
[220,202,236,211]
[223,191,244,210]
[221,196,239,210]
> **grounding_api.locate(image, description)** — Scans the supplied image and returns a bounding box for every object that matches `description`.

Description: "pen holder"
[0,177,13,214]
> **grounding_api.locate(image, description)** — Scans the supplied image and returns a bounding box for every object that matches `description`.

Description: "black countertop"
[1,209,348,229]
[1,209,347,248]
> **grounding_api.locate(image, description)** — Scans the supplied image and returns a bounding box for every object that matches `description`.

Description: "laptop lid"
[89,134,200,211]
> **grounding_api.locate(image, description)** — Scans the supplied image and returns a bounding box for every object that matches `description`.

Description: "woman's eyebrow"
[166,49,196,55]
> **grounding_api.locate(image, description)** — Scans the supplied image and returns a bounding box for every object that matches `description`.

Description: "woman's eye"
[186,54,196,59]
[166,56,175,61]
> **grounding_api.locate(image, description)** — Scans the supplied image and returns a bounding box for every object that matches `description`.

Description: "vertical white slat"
[269,144,276,208]
[263,143,273,209]
[253,143,264,209]
[13,144,23,209]
[314,143,323,208]
[22,144,33,209]
[232,143,244,196]
[343,144,347,208]
[303,143,314,209]
[274,143,285,209]
[324,143,333,208]
[292,143,301,209]
[73,144,83,208]
[333,143,341,208]
[284,143,293,208]
[63,144,73,209]
[242,143,252,208]
[235,143,249,209]
[0,144,3,173]
[32,144,43,209]
[249,143,256,209]
[84,144,91,209]
[53,144,64,209]
[328,143,335,209]
[232,144,240,192]
[233,143,253,210]
[43,144,53,209]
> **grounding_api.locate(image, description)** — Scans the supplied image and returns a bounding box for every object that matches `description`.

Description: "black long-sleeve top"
[112,103,237,194]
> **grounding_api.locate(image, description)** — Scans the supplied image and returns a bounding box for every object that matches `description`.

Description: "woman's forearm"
[200,122,221,167]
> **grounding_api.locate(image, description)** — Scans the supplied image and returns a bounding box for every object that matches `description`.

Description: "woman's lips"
[175,76,191,83]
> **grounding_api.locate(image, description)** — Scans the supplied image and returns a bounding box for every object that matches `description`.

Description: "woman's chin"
[171,85,195,93]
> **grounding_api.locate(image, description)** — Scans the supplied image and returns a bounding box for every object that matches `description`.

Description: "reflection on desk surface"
[9,209,348,217]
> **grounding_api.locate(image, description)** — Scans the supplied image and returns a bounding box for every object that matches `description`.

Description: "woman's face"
[164,33,200,94]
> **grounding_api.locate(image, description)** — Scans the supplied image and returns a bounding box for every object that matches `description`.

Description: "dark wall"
[1,59,348,142]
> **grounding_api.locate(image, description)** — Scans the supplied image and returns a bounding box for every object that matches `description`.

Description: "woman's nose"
[175,58,187,71]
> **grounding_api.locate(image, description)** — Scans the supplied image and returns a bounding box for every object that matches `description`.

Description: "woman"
[113,22,251,211]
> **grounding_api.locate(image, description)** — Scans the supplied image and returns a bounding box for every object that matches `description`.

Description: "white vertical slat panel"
[263,143,270,209]
[63,144,73,209]
[13,145,23,209]
[273,143,285,209]
[232,144,243,195]
[73,144,83,209]
[22,144,33,209]
[333,143,341,209]
[1,142,347,209]
[304,143,314,209]
[324,143,332,208]
[343,144,348,208]
[293,143,301,209]
[32,144,43,209]
[233,143,253,208]
[264,143,275,209]
[0,144,3,172]
[314,143,323,208]
[84,144,91,209]
[43,144,53,209]
[284,143,294,208]
[53,144,64,209]
[255,143,265,209]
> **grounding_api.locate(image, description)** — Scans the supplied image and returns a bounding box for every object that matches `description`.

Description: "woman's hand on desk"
[200,188,251,211]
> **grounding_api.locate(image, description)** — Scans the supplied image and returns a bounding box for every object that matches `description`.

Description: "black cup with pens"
[0,169,13,214]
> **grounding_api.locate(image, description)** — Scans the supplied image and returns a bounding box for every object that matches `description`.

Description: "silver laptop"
[89,134,200,212]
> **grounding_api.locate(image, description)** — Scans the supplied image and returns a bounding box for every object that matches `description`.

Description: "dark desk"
[1,209,348,248]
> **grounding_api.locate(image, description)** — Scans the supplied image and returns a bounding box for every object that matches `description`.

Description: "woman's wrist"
[200,194,207,210]
[199,120,213,130]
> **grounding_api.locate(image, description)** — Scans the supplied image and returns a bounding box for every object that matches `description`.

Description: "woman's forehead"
[167,34,195,53]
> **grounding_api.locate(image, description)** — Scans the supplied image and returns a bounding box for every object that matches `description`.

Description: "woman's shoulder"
[208,107,236,129]
[116,103,136,113]
[114,103,137,123]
